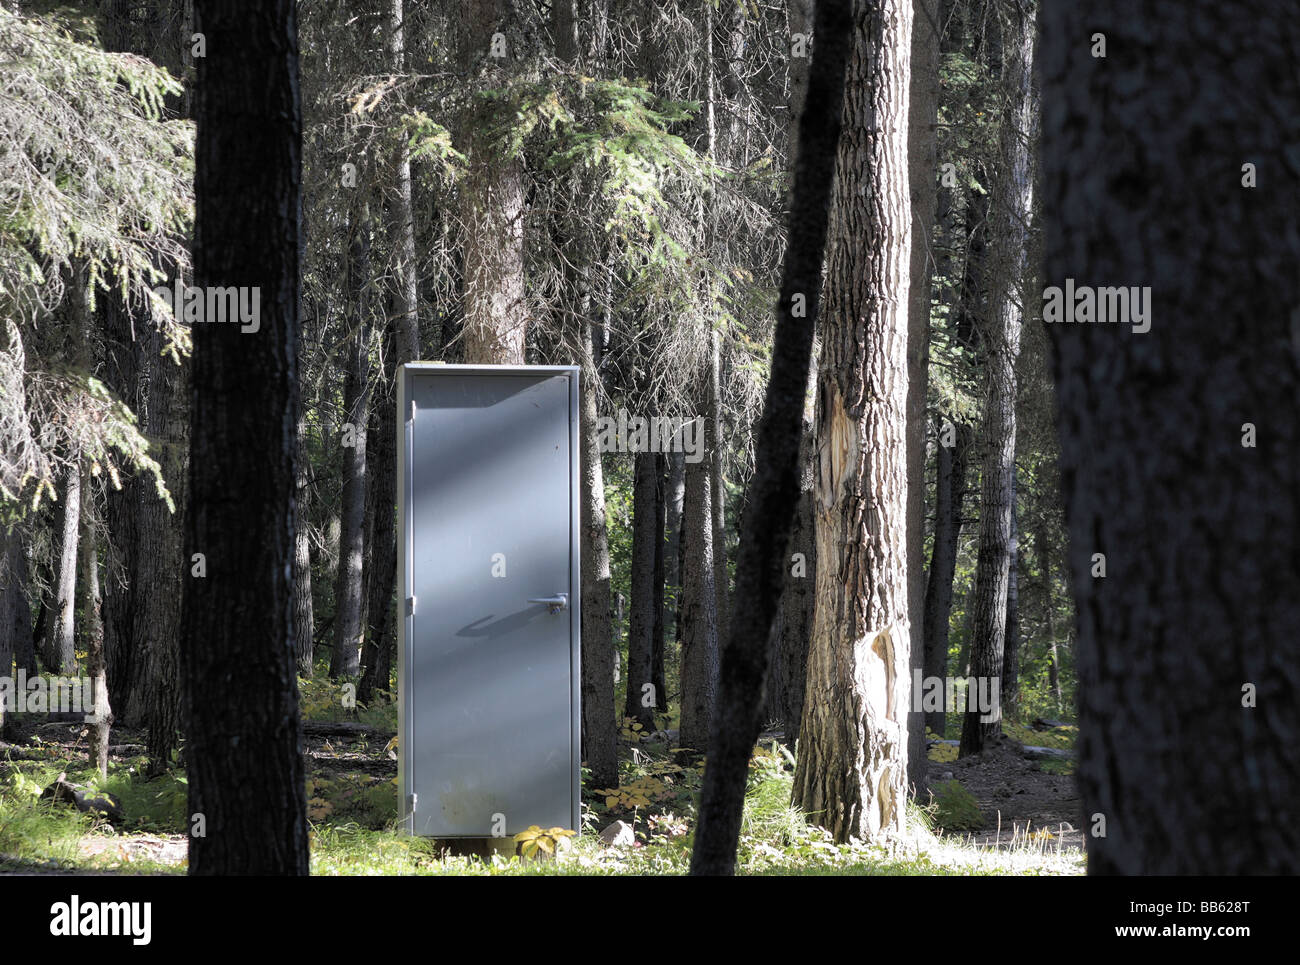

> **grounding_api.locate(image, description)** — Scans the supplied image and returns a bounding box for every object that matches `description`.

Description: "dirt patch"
[926,732,1082,852]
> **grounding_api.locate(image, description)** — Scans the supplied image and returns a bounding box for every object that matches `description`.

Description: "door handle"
[527,593,569,613]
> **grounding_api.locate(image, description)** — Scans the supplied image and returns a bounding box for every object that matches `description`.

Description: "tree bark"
[292,403,314,675]
[678,403,717,754]
[958,0,1033,756]
[1041,0,1300,874]
[579,321,617,788]
[921,417,970,736]
[689,0,853,874]
[461,0,527,364]
[185,0,309,875]
[80,500,111,778]
[1001,470,1019,719]
[625,449,659,729]
[764,418,816,744]
[331,219,371,680]
[791,0,913,844]
[905,0,940,794]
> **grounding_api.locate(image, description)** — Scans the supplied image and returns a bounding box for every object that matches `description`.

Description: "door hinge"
[408,793,417,814]
[406,595,417,616]
[409,400,416,423]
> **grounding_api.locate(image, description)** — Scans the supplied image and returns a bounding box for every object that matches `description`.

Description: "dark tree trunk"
[98,291,140,721]
[689,0,853,874]
[136,322,187,772]
[1041,0,1300,874]
[625,450,659,729]
[791,0,913,844]
[764,419,815,744]
[651,460,667,713]
[358,313,398,704]
[921,417,970,737]
[678,402,718,754]
[0,524,33,733]
[185,0,309,875]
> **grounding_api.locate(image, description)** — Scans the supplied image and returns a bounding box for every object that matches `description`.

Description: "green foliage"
[928,779,984,834]
[0,7,193,511]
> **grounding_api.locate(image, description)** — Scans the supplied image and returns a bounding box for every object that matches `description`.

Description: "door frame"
[396,363,582,836]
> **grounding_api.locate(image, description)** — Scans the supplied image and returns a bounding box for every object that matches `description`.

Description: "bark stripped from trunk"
[792,0,913,844]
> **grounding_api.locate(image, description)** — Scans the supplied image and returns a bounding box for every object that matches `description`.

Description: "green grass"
[1,732,1083,876]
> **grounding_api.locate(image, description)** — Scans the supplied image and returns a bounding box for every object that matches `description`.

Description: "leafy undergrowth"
[1,731,1082,876]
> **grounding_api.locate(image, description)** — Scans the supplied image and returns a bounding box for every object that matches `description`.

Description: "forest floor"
[0,689,1083,875]
[924,729,1083,854]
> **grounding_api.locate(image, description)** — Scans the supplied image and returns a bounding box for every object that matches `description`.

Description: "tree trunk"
[764,419,816,744]
[136,322,187,772]
[678,403,718,754]
[331,219,371,680]
[0,524,33,733]
[1035,520,1060,715]
[48,466,81,675]
[461,0,527,365]
[791,0,913,844]
[293,404,314,675]
[80,501,111,778]
[708,332,730,661]
[921,417,970,736]
[1001,471,1019,720]
[185,0,309,875]
[651,460,667,713]
[578,321,617,788]
[905,0,941,794]
[1042,0,1300,874]
[958,0,1034,757]
[625,450,659,729]
[358,311,398,703]
[689,0,854,874]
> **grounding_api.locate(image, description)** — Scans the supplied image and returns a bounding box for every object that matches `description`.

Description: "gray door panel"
[398,365,580,838]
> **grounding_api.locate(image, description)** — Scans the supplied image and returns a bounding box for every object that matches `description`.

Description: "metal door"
[398,364,581,837]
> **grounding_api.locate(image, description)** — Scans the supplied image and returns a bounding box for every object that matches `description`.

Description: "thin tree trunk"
[958,0,1033,756]
[651,459,667,713]
[331,220,371,680]
[1001,471,1019,719]
[625,450,659,729]
[906,0,941,793]
[579,320,617,788]
[922,417,970,737]
[679,402,718,754]
[708,331,729,661]
[791,0,913,844]
[80,501,111,778]
[293,404,315,675]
